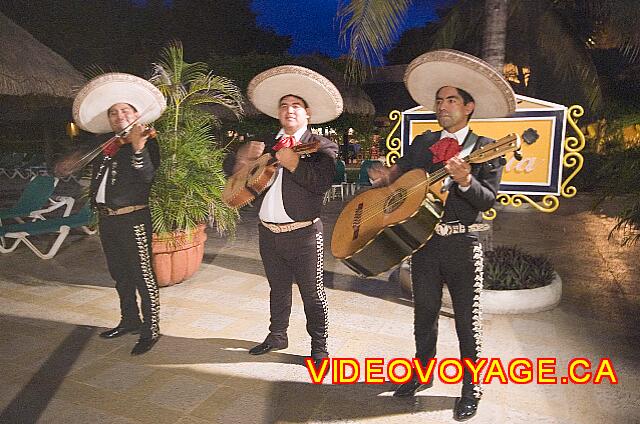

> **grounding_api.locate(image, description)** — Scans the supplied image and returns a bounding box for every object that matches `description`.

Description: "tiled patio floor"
[0,194,638,423]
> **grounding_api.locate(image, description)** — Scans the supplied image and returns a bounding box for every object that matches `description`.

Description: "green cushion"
[0,176,56,219]
[0,205,94,237]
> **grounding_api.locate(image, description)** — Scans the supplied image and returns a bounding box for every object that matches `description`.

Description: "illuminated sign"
[401,95,567,196]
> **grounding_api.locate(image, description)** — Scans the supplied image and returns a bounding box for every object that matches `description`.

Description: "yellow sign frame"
[384,103,585,217]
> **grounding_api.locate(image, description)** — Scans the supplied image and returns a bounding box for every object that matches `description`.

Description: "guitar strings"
[355,166,448,225]
[352,136,515,226]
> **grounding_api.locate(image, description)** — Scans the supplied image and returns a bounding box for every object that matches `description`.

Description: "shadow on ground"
[1,314,454,423]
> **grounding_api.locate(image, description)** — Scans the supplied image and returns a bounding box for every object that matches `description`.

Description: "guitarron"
[331,133,521,277]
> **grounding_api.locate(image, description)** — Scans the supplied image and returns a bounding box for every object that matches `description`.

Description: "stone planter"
[399,265,562,314]
[152,224,207,287]
[478,273,562,314]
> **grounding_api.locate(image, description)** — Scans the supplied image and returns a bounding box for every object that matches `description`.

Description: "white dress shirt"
[259,126,308,223]
[441,125,472,192]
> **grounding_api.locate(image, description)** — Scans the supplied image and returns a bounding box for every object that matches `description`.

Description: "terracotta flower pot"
[152,224,207,287]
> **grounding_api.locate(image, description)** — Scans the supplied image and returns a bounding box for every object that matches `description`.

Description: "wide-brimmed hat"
[73,72,166,134]
[247,65,343,124]
[404,49,516,118]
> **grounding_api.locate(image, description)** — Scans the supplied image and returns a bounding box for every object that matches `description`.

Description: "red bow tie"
[429,137,460,164]
[273,135,296,151]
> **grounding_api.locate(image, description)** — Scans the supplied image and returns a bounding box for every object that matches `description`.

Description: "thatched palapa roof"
[0,11,85,98]
[292,56,375,117]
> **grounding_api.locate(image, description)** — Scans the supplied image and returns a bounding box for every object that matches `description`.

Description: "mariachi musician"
[368,50,516,421]
[223,66,341,366]
[71,73,166,355]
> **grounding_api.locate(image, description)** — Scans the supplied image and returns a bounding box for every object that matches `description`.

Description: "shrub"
[484,245,555,290]
[594,146,640,246]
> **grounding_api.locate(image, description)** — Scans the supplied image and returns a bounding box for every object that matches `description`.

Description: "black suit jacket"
[224,130,338,221]
[395,130,503,224]
[90,135,160,209]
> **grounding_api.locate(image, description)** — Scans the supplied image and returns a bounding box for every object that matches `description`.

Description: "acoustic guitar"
[222,141,320,208]
[331,133,521,277]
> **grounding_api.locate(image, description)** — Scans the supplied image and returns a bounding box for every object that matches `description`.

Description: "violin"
[54,125,157,177]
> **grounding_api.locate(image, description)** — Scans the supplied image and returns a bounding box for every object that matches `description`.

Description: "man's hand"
[275,147,300,172]
[445,156,472,187]
[367,163,404,187]
[128,124,150,152]
[239,141,265,161]
[367,162,388,186]
[232,141,265,174]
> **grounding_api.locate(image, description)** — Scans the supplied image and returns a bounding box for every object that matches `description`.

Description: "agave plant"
[484,245,555,290]
[148,41,243,237]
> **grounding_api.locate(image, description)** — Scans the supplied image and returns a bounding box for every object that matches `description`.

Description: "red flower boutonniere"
[429,137,460,164]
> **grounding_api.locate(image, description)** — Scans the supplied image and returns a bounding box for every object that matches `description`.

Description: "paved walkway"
[0,193,638,423]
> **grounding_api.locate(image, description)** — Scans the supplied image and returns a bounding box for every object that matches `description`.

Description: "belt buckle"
[435,223,452,237]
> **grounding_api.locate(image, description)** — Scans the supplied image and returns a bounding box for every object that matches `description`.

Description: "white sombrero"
[73,72,166,134]
[247,65,343,124]
[404,49,516,118]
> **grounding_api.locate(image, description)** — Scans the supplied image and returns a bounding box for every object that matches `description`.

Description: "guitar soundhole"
[384,188,407,214]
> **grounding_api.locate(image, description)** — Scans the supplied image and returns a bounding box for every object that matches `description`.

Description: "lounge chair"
[0,204,96,259]
[327,159,347,202]
[355,159,377,191]
[0,176,72,225]
[0,153,27,179]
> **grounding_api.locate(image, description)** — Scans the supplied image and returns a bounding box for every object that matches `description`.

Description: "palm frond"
[337,0,412,81]
[600,0,640,61]
[82,64,115,80]
[149,41,241,236]
[528,1,603,111]
[610,196,640,246]
[430,0,484,51]
[183,73,244,118]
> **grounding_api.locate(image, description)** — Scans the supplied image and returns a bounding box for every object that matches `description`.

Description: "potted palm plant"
[149,41,243,286]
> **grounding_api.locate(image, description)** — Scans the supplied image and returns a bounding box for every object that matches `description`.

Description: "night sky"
[251,0,454,61]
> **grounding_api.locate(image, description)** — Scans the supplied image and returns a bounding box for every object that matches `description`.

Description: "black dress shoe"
[393,378,433,397]
[99,324,141,339]
[311,352,329,369]
[131,336,160,355]
[453,397,479,421]
[248,341,287,355]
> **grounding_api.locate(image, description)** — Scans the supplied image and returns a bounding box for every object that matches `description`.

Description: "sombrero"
[247,65,343,124]
[404,49,516,118]
[73,73,166,134]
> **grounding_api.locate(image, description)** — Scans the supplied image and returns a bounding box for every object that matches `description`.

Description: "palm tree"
[480,0,508,69]
[338,0,640,246]
[148,41,244,236]
[338,0,640,112]
[337,0,413,81]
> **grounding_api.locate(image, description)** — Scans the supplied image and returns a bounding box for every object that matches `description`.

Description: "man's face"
[107,103,139,133]
[278,95,310,134]
[434,86,475,133]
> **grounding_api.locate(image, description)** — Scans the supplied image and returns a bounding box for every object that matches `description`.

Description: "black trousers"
[99,208,160,340]
[258,220,329,354]
[411,234,484,399]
